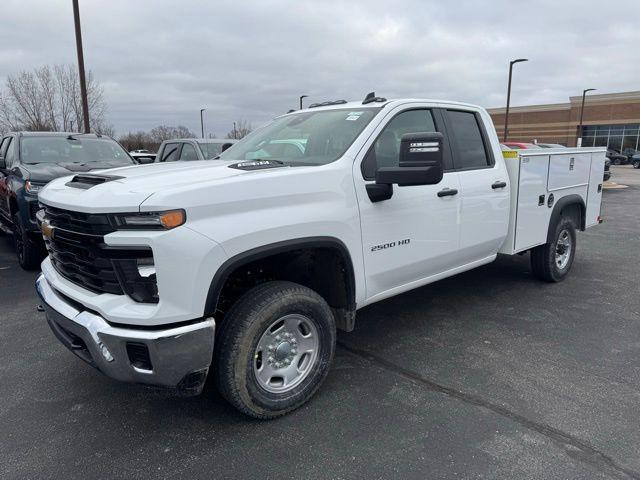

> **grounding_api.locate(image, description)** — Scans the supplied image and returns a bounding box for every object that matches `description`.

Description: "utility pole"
[200,108,206,138]
[72,0,90,133]
[577,88,596,147]
[299,95,308,110]
[233,121,237,139]
[503,58,528,142]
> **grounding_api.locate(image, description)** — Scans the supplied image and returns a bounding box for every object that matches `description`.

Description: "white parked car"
[35,94,605,418]
[128,149,157,164]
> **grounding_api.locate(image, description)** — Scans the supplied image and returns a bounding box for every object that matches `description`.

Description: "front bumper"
[36,274,215,395]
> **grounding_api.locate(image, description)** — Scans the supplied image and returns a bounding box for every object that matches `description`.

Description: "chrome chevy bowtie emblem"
[41,219,55,239]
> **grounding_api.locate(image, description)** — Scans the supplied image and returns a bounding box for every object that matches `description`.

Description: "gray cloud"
[1,0,638,136]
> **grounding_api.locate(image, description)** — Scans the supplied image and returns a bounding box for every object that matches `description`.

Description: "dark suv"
[0,132,135,269]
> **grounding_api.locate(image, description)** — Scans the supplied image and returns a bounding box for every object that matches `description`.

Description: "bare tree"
[0,64,113,134]
[226,120,252,140]
[119,131,155,151]
[149,125,196,143]
[119,125,196,152]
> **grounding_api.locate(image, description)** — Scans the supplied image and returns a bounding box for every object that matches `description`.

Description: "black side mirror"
[366,132,444,202]
[136,156,155,164]
[221,142,233,153]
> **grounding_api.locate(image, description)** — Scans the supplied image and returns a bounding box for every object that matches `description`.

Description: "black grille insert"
[42,206,153,297]
[44,205,115,236]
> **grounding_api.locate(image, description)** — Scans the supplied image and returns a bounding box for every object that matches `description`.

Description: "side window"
[3,137,16,166]
[446,110,491,169]
[362,109,437,179]
[160,143,179,162]
[179,143,199,161]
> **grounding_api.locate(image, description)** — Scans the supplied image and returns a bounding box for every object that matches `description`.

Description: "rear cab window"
[446,110,493,170]
[160,143,180,162]
[179,143,199,161]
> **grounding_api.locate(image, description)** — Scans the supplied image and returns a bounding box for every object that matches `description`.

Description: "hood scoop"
[228,159,286,171]
[66,174,124,190]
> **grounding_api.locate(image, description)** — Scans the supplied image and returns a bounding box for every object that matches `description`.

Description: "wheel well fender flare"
[546,194,585,244]
[204,236,356,316]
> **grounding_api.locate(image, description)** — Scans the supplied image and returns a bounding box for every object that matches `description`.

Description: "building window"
[581,123,640,153]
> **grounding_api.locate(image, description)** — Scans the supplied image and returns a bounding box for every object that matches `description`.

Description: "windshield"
[20,136,134,165]
[218,107,381,166]
[197,142,226,159]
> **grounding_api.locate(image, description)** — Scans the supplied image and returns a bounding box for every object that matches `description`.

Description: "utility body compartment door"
[585,152,605,227]
[547,152,591,191]
[513,154,552,252]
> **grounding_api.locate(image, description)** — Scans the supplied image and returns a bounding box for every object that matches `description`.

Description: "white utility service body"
[500,148,604,254]
[34,97,605,417]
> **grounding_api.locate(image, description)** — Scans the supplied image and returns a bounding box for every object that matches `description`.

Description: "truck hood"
[38,160,286,213]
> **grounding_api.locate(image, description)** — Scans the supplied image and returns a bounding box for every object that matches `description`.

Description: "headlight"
[113,209,186,230]
[25,181,45,194]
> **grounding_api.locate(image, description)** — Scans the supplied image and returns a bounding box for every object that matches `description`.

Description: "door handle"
[491,181,507,189]
[437,188,458,197]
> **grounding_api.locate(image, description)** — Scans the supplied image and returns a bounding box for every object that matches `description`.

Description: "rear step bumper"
[35,274,215,395]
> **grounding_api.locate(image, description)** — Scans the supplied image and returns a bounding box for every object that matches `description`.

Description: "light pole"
[577,88,596,147]
[200,108,206,138]
[233,121,237,139]
[72,0,90,133]
[299,95,308,110]
[503,58,528,142]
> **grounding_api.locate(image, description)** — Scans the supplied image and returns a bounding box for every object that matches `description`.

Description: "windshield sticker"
[346,111,364,121]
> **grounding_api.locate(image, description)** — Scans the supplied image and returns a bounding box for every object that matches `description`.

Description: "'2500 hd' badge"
[371,238,410,252]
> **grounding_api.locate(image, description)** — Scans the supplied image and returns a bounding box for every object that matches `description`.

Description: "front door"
[354,106,461,303]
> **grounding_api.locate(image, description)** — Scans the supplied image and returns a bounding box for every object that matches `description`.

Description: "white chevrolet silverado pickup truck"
[35,94,605,418]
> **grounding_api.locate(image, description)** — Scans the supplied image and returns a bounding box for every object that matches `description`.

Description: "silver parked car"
[155,138,237,162]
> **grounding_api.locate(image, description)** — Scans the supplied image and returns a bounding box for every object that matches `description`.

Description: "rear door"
[444,109,510,264]
[354,105,462,302]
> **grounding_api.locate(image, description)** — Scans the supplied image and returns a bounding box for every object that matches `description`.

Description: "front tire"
[215,281,336,419]
[530,217,577,282]
[12,212,42,270]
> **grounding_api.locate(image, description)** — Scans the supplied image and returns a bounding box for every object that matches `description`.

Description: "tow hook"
[37,305,44,312]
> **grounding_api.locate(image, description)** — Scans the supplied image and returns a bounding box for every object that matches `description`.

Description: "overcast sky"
[1,0,638,137]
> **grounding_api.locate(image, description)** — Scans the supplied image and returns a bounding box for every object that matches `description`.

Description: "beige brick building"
[488,91,640,152]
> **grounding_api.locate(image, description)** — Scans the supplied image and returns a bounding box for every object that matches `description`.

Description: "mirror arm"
[366,183,393,203]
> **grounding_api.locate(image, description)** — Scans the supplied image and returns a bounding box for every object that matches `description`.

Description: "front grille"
[43,205,115,236]
[45,228,124,295]
[42,205,154,297]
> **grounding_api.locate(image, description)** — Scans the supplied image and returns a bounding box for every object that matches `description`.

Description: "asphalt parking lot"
[1,166,639,480]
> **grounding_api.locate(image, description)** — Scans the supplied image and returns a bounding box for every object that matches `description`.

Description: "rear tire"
[12,212,42,270]
[214,281,336,419]
[531,217,576,282]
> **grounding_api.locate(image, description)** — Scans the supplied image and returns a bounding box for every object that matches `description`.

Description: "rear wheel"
[215,281,336,419]
[530,217,576,282]
[12,212,42,270]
